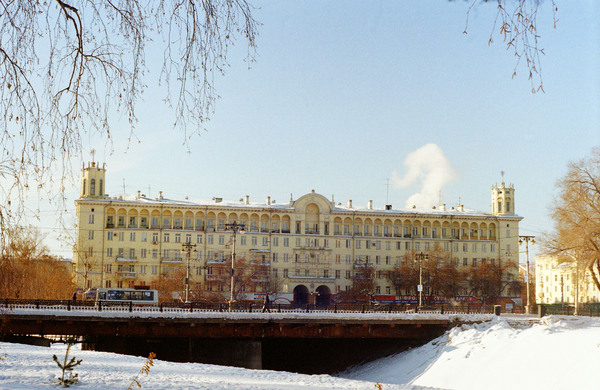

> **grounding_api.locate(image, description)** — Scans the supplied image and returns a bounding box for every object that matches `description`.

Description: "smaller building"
[536,256,600,305]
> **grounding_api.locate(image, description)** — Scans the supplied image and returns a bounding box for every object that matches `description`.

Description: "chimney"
[457,205,464,212]
[439,204,446,211]
[347,200,353,208]
[244,195,250,205]
[137,190,141,199]
[385,205,392,210]
[158,191,163,201]
[266,196,271,205]
[367,200,373,210]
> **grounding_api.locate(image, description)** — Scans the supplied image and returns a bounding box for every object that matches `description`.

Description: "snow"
[1,315,598,389]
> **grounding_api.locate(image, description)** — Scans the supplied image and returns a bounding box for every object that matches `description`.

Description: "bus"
[95,288,158,305]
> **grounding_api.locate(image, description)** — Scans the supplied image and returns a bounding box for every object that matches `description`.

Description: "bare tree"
[0,226,75,299]
[544,147,600,292]
[0,0,258,244]
[464,0,558,93]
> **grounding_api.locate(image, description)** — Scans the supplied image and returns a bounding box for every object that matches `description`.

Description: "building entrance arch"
[315,285,331,307]
[293,285,309,306]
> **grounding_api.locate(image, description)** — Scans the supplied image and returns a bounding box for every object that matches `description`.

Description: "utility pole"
[518,235,535,314]
[225,221,245,311]
[181,242,197,303]
[415,252,429,308]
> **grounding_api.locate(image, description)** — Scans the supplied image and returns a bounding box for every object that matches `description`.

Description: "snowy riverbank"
[1,315,598,389]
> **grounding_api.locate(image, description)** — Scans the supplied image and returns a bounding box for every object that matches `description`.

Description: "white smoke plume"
[391,143,458,209]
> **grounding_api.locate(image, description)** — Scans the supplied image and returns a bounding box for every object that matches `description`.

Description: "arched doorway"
[315,285,331,307]
[293,285,309,306]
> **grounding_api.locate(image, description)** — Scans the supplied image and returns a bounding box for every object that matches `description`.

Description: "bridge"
[1,300,497,373]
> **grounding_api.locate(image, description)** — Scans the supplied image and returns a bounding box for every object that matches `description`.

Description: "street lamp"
[225,221,245,311]
[415,252,429,308]
[181,242,197,303]
[518,235,535,314]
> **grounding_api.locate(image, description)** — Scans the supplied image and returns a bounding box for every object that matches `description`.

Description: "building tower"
[80,158,106,199]
[491,171,515,216]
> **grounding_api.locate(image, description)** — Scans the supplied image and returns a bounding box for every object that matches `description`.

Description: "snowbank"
[341,316,600,390]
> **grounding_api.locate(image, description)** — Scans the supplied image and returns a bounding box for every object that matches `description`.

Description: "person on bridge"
[262,294,271,313]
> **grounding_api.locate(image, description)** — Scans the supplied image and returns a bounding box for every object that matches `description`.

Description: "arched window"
[90,179,96,195]
[99,180,103,196]
[82,179,87,195]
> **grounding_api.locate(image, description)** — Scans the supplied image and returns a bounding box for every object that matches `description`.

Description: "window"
[141,249,147,258]
[141,233,147,242]
[175,234,181,243]
[219,235,225,245]
[262,237,268,246]
[105,280,111,288]
[463,243,468,252]
[283,253,289,262]
[151,266,158,275]
[88,214,94,224]
[197,235,203,244]
[107,232,113,241]
[240,236,247,245]
[140,265,147,275]
[90,179,96,195]
[335,255,341,264]
[164,233,170,243]
[186,234,192,243]
[335,270,341,278]
[88,230,94,240]
[118,232,124,241]
[130,232,136,242]
[106,248,113,257]
[472,243,477,252]
[283,269,289,278]
[152,249,158,259]
[346,270,351,279]
[273,237,279,246]
[463,258,468,266]
[129,248,135,259]
[272,253,278,262]
[207,235,214,244]
[252,236,257,245]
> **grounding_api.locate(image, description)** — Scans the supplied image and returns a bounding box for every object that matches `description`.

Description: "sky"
[28,1,600,264]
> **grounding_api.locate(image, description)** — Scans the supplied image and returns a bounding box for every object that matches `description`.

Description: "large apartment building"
[73,161,523,304]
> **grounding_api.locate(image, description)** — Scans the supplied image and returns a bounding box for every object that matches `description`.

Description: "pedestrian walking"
[262,293,271,313]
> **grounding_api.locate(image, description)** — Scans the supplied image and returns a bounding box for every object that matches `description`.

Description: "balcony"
[161,258,183,264]
[116,257,137,263]
[116,271,136,279]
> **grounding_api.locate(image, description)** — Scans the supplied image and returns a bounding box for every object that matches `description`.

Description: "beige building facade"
[74,161,523,303]
[535,256,600,305]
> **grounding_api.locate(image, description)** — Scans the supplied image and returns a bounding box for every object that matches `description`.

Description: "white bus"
[96,288,158,305]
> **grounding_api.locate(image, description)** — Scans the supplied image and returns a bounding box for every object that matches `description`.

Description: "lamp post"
[225,221,245,311]
[181,242,197,303]
[518,235,535,314]
[415,252,429,308]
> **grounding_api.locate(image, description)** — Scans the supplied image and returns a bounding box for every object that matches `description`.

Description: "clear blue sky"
[34,1,600,264]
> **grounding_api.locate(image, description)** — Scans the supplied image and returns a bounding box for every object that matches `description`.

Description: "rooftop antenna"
[90,148,96,162]
[385,178,390,205]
